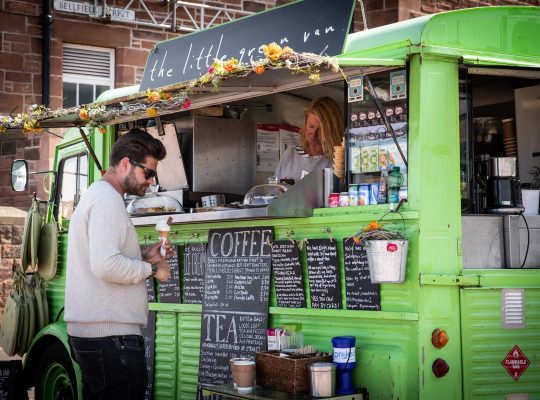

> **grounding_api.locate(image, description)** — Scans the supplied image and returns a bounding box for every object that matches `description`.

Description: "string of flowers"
[0,42,343,134]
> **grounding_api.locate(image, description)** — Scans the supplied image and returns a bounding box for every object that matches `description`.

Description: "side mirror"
[11,159,29,192]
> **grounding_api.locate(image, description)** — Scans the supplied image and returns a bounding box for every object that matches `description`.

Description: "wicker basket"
[255,351,332,395]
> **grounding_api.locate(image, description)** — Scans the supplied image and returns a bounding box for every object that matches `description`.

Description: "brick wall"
[0,207,26,322]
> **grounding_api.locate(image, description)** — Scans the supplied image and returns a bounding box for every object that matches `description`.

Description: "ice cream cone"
[156,219,172,257]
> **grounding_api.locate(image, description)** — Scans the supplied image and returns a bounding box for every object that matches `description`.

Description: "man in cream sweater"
[65,128,172,399]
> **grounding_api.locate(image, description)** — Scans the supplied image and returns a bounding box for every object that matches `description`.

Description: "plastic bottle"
[377,169,388,204]
[388,166,403,204]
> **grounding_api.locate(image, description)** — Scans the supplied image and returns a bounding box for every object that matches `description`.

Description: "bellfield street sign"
[54,0,135,22]
[139,0,355,90]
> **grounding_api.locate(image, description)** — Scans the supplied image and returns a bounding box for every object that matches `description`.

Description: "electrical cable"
[519,213,530,269]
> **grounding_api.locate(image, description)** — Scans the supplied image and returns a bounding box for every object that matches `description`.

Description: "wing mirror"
[11,159,29,192]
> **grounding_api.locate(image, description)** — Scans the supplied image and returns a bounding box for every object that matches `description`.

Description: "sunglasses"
[129,159,157,180]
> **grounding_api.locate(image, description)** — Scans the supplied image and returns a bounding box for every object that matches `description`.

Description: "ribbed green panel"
[178,314,202,399]
[154,312,178,399]
[461,288,540,399]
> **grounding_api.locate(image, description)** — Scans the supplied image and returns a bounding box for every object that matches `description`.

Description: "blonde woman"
[275,97,344,183]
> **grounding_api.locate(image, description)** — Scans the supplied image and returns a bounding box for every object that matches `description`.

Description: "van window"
[58,154,88,220]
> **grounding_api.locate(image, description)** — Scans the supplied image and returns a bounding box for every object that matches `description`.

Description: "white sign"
[54,0,135,21]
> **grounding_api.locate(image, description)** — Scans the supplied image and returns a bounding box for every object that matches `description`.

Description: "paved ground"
[0,347,35,399]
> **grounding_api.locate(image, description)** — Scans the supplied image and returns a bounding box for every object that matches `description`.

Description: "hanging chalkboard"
[145,263,156,303]
[0,360,27,400]
[140,0,355,89]
[271,240,306,308]
[158,245,181,303]
[306,239,342,309]
[343,238,380,310]
[141,310,156,400]
[198,227,273,388]
[183,243,207,304]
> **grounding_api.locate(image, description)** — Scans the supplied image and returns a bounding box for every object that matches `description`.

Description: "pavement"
[0,347,35,399]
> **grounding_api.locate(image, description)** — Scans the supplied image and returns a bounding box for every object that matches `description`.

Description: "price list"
[343,238,380,310]
[183,243,206,304]
[271,240,306,308]
[306,239,342,309]
[198,227,274,387]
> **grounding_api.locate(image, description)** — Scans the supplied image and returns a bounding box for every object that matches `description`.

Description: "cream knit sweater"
[65,180,152,337]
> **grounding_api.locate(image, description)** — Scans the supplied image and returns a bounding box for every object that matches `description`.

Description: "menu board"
[141,311,156,400]
[198,227,273,387]
[158,245,181,303]
[343,238,380,310]
[0,360,25,400]
[183,243,207,304]
[306,239,342,309]
[143,276,156,399]
[271,240,306,308]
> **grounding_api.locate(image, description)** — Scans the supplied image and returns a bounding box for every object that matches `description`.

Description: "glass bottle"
[387,166,403,204]
[377,169,388,204]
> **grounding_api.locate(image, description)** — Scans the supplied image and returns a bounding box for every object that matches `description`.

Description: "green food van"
[8,3,540,399]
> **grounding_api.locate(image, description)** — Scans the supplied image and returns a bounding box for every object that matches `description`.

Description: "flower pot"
[365,239,408,283]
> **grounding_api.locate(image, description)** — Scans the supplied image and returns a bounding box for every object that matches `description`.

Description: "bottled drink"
[377,169,388,203]
[388,166,403,204]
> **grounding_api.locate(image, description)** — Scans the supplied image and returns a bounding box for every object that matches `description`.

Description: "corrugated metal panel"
[461,288,540,399]
[63,46,111,78]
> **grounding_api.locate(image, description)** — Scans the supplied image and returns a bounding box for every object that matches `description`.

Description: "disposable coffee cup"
[232,360,255,393]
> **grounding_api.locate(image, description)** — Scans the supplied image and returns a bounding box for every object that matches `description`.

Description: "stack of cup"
[333,145,345,179]
[502,118,518,158]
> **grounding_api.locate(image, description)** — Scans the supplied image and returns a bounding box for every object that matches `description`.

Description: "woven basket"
[255,351,332,395]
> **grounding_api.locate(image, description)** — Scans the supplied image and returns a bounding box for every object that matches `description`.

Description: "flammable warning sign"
[501,345,530,381]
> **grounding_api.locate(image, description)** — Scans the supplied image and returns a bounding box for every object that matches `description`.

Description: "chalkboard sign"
[183,243,207,304]
[343,238,380,310]
[0,360,27,400]
[306,239,342,309]
[140,0,355,89]
[158,245,181,303]
[198,227,273,388]
[141,311,156,400]
[271,240,306,308]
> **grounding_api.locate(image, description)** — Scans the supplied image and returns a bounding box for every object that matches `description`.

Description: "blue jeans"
[68,335,148,400]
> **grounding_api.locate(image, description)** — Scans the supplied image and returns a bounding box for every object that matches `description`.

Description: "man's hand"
[153,259,170,282]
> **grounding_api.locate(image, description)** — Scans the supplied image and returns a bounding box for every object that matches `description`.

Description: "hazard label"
[501,345,530,381]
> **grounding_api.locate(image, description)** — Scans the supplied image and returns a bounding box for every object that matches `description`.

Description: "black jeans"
[68,335,148,400]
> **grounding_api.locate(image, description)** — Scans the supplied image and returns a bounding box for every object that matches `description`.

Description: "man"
[65,128,172,399]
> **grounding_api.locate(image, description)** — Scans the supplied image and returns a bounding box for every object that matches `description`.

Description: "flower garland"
[0,43,342,134]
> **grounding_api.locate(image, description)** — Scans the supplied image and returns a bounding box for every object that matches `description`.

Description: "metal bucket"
[308,362,336,398]
[366,240,408,283]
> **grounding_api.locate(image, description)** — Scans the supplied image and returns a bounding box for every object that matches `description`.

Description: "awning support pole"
[78,127,104,174]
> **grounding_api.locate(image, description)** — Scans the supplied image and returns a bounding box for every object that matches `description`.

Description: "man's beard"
[123,167,147,197]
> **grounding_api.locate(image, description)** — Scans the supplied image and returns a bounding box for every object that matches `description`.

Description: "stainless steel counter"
[131,207,269,226]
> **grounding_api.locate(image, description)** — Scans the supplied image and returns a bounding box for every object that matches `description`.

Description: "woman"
[275,97,344,183]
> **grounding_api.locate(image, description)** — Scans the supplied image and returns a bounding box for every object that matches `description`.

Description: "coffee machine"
[485,157,524,214]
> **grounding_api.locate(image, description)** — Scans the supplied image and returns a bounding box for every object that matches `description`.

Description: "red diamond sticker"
[501,345,530,381]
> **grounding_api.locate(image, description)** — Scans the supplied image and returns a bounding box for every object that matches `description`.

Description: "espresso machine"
[485,157,524,214]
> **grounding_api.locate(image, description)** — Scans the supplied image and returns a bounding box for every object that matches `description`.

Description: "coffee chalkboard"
[198,227,273,387]
[141,310,156,400]
[140,0,354,89]
[0,360,27,400]
[183,243,207,304]
[306,239,342,309]
[343,238,380,310]
[271,240,306,308]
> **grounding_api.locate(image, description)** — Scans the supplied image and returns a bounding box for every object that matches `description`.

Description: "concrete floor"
[0,347,35,399]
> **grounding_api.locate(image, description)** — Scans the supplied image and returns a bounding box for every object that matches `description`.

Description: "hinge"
[419,274,480,287]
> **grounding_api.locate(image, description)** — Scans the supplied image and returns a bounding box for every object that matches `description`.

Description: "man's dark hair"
[109,128,166,167]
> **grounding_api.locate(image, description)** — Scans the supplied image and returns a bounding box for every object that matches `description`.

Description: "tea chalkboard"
[141,310,156,400]
[158,245,181,303]
[198,227,273,387]
[183,243,207,304]
[0,360,27,400]
[271,240,306,308]
[306,239,342,309]
[343,238,380,310]
[140,0,354,89]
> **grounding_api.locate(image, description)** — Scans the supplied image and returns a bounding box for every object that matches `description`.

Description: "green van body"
[22,6,540,399]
